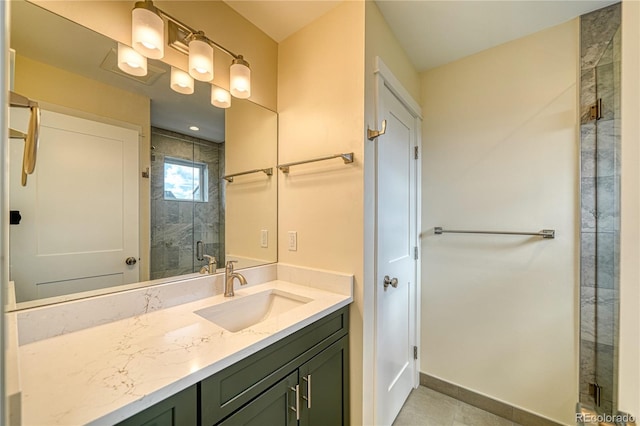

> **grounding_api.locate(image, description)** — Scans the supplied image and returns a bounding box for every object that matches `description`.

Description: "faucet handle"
[226,260,238,271]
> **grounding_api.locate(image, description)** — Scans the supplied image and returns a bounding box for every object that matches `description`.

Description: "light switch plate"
[260,229,268,248]
[288,231,297,251]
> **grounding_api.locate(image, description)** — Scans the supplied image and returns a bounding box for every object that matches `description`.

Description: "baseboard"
[419,373,564,426]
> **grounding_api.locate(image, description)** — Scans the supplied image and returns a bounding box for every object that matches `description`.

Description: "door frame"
[363,56,422,425]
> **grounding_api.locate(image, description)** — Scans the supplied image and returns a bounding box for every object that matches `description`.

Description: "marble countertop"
[17,278,352,425]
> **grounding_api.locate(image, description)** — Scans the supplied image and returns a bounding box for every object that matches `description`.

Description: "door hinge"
[589,98,603,121]
[589,383,602,406]
[413,346,418,360]
[414,146,419,159]
[414,246,419,260]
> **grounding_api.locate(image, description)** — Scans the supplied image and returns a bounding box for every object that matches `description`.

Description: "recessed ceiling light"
[189,126,200,131]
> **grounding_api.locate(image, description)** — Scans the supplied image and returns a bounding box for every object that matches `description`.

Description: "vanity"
[8,264,353,425]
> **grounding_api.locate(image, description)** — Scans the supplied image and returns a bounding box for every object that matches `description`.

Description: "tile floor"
[393,386,522,426]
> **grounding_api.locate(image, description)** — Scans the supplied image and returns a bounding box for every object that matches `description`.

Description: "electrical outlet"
[288,231,297,251]
[260,229,268,248]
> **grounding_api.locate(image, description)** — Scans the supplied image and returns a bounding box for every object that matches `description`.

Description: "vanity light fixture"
[211,86,231,109]
[124,0,252,108]
[117,43,147,76]
[230,56,251,99]
[170,67,194,94]
[131,1,164,59]
[188,32,214,82]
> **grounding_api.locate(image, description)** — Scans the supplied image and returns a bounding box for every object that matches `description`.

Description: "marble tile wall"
[150,128,225,279]
[579,3,620,415]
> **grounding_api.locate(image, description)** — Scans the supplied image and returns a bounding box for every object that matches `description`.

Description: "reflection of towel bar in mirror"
[434,227,555,239]
[277,153,354,174]
[9,91,41,187]
[224,167,273,182]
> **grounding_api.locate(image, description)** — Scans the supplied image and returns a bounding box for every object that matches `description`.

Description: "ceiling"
[224,0,618,71]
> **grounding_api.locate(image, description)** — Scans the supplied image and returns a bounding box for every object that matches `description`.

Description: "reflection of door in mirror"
[150,128,225,279]
[10,109,139,302]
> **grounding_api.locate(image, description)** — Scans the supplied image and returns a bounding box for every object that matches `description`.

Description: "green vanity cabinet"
[201,307,349,426]
[298,337,349,426]
[218,336,349,426]
[217,371,299,425]
[118,306,349,426]
[116,385,197,426]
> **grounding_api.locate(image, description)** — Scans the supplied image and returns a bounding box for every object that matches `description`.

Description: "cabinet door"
[217,371,298,426]
[116,385,196,426]
[299,337,349,426]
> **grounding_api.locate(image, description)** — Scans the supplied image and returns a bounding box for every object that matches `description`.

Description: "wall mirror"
[7,0,278,309]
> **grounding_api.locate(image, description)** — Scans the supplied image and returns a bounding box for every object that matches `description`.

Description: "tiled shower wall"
[579,3,621,415]
[150,128,225,280]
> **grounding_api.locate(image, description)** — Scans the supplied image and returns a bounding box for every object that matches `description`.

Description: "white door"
[375,81,419,425]
[9,109,139,302]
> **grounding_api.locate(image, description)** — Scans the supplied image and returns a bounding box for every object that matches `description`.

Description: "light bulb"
[189,34,214,82]
[211,86,231,109]
[131,1,164,59]
[230,55,251,99]
[170,67,194,94]
[117,43,147,76]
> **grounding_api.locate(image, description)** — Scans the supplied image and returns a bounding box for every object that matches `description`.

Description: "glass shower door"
[150,128,225,280]
[579,4,620,416]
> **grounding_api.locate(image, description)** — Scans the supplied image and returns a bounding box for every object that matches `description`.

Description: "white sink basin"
[194,289,313,332]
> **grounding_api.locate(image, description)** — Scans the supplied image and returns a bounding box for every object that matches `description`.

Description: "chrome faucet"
[199,255,217,275]
[224,260,247,297]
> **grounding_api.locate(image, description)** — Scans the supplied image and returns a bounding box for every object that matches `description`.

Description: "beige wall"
[277,2,365,424]
[619,0,640,416]
[31,0,278,111]
[363,2,421,424]
[14,54,152,281]
[420,21,579,424]
[225,100,277,266]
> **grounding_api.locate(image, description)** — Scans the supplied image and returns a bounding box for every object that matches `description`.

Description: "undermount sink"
[194,289,313,332]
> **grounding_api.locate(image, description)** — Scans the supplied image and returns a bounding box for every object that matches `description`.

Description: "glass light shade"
[170,67,194,94]
[230,57,251,99]
[132,3,164,59]
[211,86,231,109]
[117,43,147,76]
[188,37,214,82]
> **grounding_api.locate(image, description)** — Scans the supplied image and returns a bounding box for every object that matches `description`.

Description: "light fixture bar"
[160,9,241,60]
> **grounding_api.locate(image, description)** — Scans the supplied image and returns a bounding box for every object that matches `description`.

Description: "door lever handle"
[384,275,398,289]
